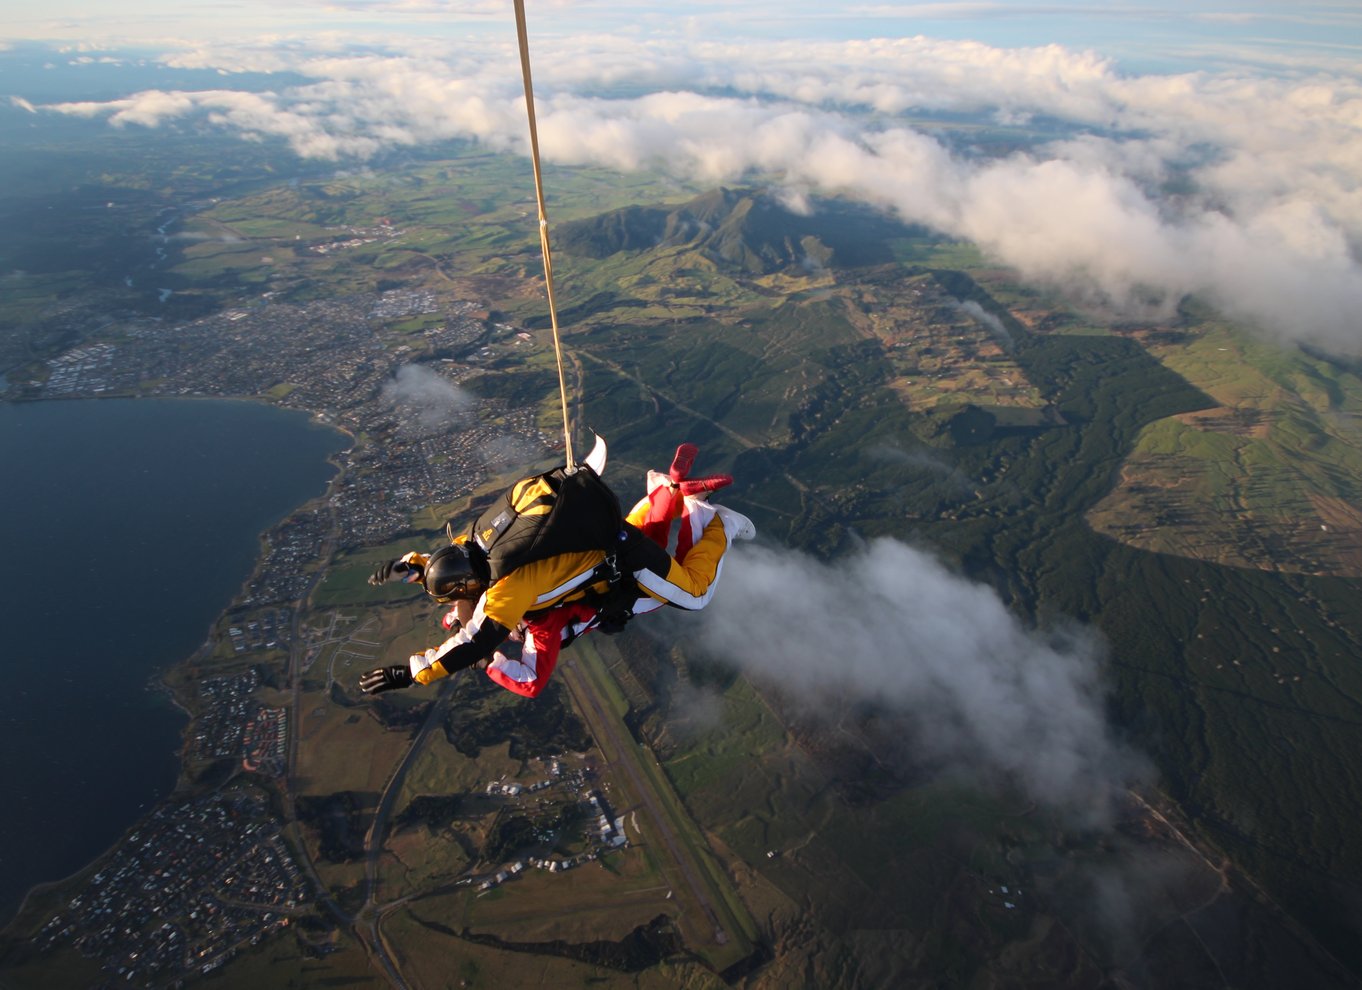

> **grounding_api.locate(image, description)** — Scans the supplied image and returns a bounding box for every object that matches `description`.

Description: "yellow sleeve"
[625,495,652,527]
[480,550,607,629]
[414,661,445,686]
[636,515,728,607]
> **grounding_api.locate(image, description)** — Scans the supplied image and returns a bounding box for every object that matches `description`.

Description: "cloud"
[666,680,727,742]
[158,46,305,74]
[955,299,1014,348]
[32,33,1362,350]
[694,538,1146,819]
[9,96,37,113]
[380,364,473,437]
[475,433,548,474]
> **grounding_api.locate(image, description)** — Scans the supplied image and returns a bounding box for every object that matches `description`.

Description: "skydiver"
[357,442,753,697]
[450,460,724,698]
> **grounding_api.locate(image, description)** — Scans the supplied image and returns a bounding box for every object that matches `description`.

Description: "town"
[8,282,633,984]
[32,787,308,985]
[31,749,644,984]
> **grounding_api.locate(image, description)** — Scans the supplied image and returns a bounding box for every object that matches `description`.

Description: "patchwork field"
[1088,320,1362,575]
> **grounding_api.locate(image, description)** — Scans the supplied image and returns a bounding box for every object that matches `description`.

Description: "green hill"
[546,190,1362,985]
[554,186,901,273]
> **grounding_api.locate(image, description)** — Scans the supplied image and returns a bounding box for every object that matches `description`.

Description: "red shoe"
[679,474,733,497]
[669,443,698,483]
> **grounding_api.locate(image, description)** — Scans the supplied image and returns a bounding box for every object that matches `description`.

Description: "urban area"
[13,283,575,983]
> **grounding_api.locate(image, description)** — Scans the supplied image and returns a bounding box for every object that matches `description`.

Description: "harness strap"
[578,532,638,635]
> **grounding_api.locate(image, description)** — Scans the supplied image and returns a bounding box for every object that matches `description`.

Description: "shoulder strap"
[470,466,624,581]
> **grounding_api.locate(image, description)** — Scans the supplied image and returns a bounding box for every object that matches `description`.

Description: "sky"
[3,2,1361,69]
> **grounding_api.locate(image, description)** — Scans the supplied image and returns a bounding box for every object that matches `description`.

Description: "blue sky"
[3,1,1361,75]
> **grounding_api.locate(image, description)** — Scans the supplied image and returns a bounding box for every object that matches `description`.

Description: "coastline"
[0,394,352,934]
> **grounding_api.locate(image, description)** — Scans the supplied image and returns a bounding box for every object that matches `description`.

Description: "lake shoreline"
[0,395,351,931]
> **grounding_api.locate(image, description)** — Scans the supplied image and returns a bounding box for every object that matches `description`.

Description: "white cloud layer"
[694,538,1145,819]
[34,33,1362,349]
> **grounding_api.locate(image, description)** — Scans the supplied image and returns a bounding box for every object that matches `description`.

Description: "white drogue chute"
[584,432,607,476]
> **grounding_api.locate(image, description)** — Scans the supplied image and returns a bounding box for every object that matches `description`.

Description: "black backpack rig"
[461,464,641,634]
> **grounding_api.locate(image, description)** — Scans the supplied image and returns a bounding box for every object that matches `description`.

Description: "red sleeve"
[485,603,596,698]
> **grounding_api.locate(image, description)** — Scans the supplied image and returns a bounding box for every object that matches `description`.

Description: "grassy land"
[0,944,109,990]
[381,900,728,990]
[311,547,410,608]
[199,928,384,990]
[455,858,672,942]
[357,634,752,977]
[381,733,522,902]
[1087,318,1362,574]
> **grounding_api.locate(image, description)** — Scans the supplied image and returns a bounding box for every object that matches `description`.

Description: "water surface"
[0,397,346,923]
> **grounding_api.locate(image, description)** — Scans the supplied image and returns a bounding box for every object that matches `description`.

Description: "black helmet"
[422,543,486,603]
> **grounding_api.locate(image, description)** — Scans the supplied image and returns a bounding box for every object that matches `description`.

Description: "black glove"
[369,558,421,587]
[359,665,414,694]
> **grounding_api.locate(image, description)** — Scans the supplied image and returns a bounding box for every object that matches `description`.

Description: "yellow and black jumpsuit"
[404,489,744,686]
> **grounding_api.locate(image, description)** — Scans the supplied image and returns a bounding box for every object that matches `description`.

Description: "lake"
[0,397,347,924]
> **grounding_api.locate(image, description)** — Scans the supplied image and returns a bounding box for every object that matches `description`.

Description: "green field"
[1087,319,1362,574]
[565,638,761,973]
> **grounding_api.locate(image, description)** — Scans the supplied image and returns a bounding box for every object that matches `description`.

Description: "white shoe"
[714,504,756,541]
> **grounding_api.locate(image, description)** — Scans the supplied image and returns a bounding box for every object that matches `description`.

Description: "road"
[560,646,730,946]
[362,682,456,907]
[347,672,460,989]
[279,485,423,988]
